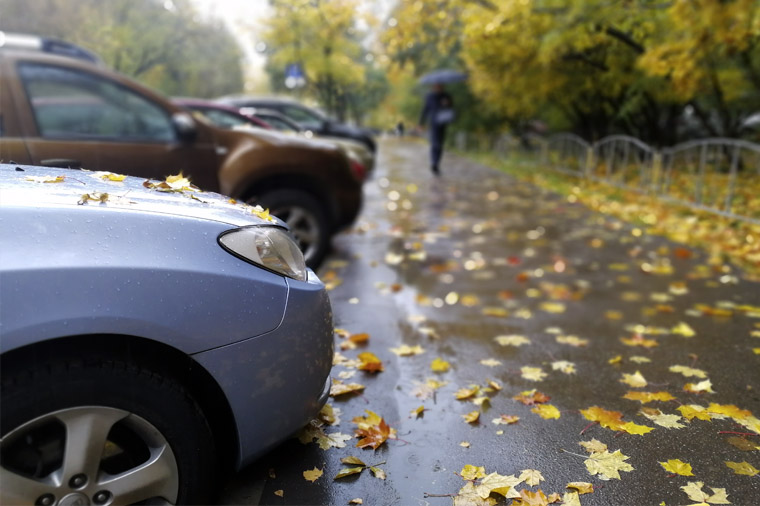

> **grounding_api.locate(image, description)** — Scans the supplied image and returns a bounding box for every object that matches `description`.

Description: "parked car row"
[0,31,373,504]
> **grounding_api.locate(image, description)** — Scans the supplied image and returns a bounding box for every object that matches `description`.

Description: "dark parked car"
[0,164,334,504]
[218,95,377,153]
[0,33,362,267]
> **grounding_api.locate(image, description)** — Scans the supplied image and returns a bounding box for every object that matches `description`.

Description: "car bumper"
[192,269,334,469]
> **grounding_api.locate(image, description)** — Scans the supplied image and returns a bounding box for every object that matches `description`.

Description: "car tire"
[1,354,216,505]
[255,189,331,269]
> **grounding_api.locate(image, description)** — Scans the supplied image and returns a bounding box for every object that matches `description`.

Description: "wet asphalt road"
[221,138,760,505]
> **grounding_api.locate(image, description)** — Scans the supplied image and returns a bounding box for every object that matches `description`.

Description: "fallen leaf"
[579,439,607,454]
[319,403,341,425]
[274,490,284,497]
[494,334,531,347]
[659,459,694,476]
[78,192,109,205]
[303,467,323,482]
[353,410,395,450]
[684,379,715,394]
[623,391,676,403]
[330,380,365,397]
[480,358,502,367]
[410,405,426,418]
[521,366,547,382]
[463,411,480,424]
[453,482,498,506]
[335,466,364,479]
[584,450,634,480]
[725,461,759,476]
[671,322,696,337]
[349,499,363,505]
[561,491,581,506]
[475,472,523,499]
[389,344,425,356]
[25,175,65,183]
[519,469,544,486]
[566,482,594,494]
[513,488,548,505]
[726,436,760,451]
[514,390,550,405]
[680,481,731,504]
[93,171,127,181]
[640,408,686,428]
[670,365,708,378]
[492,415,520,425]
[551,360,576,374]
[431,357,451,372]
[461,465,487,481]
[540,302,566,313]
[456,385,481,400]
[620,371,647,388]
[460,441,471,448]
[357,352,384,373]
[341,456,366,466]
[620,334,659,348]
[532,404,561,419]
[482,307,510,317]
[556,335,588,347]
[370,466,386,480]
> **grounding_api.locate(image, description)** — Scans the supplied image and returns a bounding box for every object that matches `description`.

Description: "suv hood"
[0,164,282,228]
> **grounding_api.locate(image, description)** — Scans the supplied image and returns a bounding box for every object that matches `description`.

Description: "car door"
[8,60,219,191]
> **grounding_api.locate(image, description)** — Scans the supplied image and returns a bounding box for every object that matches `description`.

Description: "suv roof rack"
[0,32,100,64]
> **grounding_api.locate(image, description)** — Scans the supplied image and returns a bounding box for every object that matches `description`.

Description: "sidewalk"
[221,138,760,505]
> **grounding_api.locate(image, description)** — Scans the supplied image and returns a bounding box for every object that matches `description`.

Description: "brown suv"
[0,33,362,268]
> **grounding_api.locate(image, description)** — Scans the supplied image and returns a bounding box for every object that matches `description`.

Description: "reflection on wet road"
[222,138,760,506]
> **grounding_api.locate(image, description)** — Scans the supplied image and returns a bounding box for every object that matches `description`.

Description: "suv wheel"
[255,189,331,269]
[1,356,216,505]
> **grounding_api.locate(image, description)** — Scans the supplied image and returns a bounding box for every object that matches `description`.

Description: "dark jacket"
[419,90,454,127]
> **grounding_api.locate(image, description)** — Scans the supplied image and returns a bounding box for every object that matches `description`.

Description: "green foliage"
[0,0,244,98]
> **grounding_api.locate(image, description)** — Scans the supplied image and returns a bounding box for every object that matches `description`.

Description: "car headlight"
[219,226,308,281]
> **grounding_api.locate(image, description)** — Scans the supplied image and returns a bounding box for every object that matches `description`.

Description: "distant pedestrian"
[418,84,454,175]
[396,121,405,137]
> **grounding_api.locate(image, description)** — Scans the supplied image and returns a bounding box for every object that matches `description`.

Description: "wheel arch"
[0,333,240,472]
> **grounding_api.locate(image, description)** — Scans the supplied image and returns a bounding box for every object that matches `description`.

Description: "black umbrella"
[419,69,468,85]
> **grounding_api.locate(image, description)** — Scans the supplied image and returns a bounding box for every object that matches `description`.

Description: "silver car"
[0,164,334,504]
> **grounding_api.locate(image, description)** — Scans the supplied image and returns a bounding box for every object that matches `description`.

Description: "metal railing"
[454,131,760,224]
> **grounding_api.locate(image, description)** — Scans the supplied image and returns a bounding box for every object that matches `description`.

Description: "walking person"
[418,84,454,175]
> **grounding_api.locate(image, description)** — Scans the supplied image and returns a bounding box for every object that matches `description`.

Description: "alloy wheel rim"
[1,406,179,505]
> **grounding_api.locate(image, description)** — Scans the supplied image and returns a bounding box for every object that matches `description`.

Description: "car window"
[18,63,175,142]
[260,115,298,132]
[282,105,324,130]
[194,107,252,129]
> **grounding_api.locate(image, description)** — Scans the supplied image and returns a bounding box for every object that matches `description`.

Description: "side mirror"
[172,112,197,143]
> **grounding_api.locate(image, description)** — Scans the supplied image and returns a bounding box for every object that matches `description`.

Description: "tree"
[260,0,381,123]
[0,0,244,98]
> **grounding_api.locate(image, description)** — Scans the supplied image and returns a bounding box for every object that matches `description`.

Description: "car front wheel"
[1,355,216,505]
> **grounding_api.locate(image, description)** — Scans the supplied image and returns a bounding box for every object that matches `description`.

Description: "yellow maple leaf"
[453,482,498,506]
[475,472,522,499]
[389,344,425,356]
[556,335,589,347]
[357,352,384,373]
[540,301,566,313]
[480,358,502,367]
[353,410,395,450]
[551,360,576,374]
[460,464,487,481]
[671,321,696,337]
[316,431,352,450]
[680,481,730,504]
[455,385,481,400]
[623,391,676,403]
[579,439,607,454]
[303,467,323,482]
[706,403,752,420]
[620,335,659,347]
[669,364,707,378]
[684,379,715,394]
[329,379,365,397]
[660,458,694,476]
[641,408,686,428]
[561,491,582,506]
[519,469,544,486]
[492,414,520,425]
[521,366,547,381]
[584,450,634,480]
[494,334,531,346]
[566,482,594,494]
[431,357,450,372]
[678,404,713,421]
[619,421,655,435]
[463,411,480,424]
[581,406,625,431]
[532,404,561,419]
[725,461,759,476]
[93,171,127,182]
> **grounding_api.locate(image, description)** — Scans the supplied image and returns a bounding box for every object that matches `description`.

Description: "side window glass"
[283,106,323,130]
[18,63,175,142]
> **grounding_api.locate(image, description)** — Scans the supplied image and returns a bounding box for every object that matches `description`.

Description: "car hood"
[0,164,283,228]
